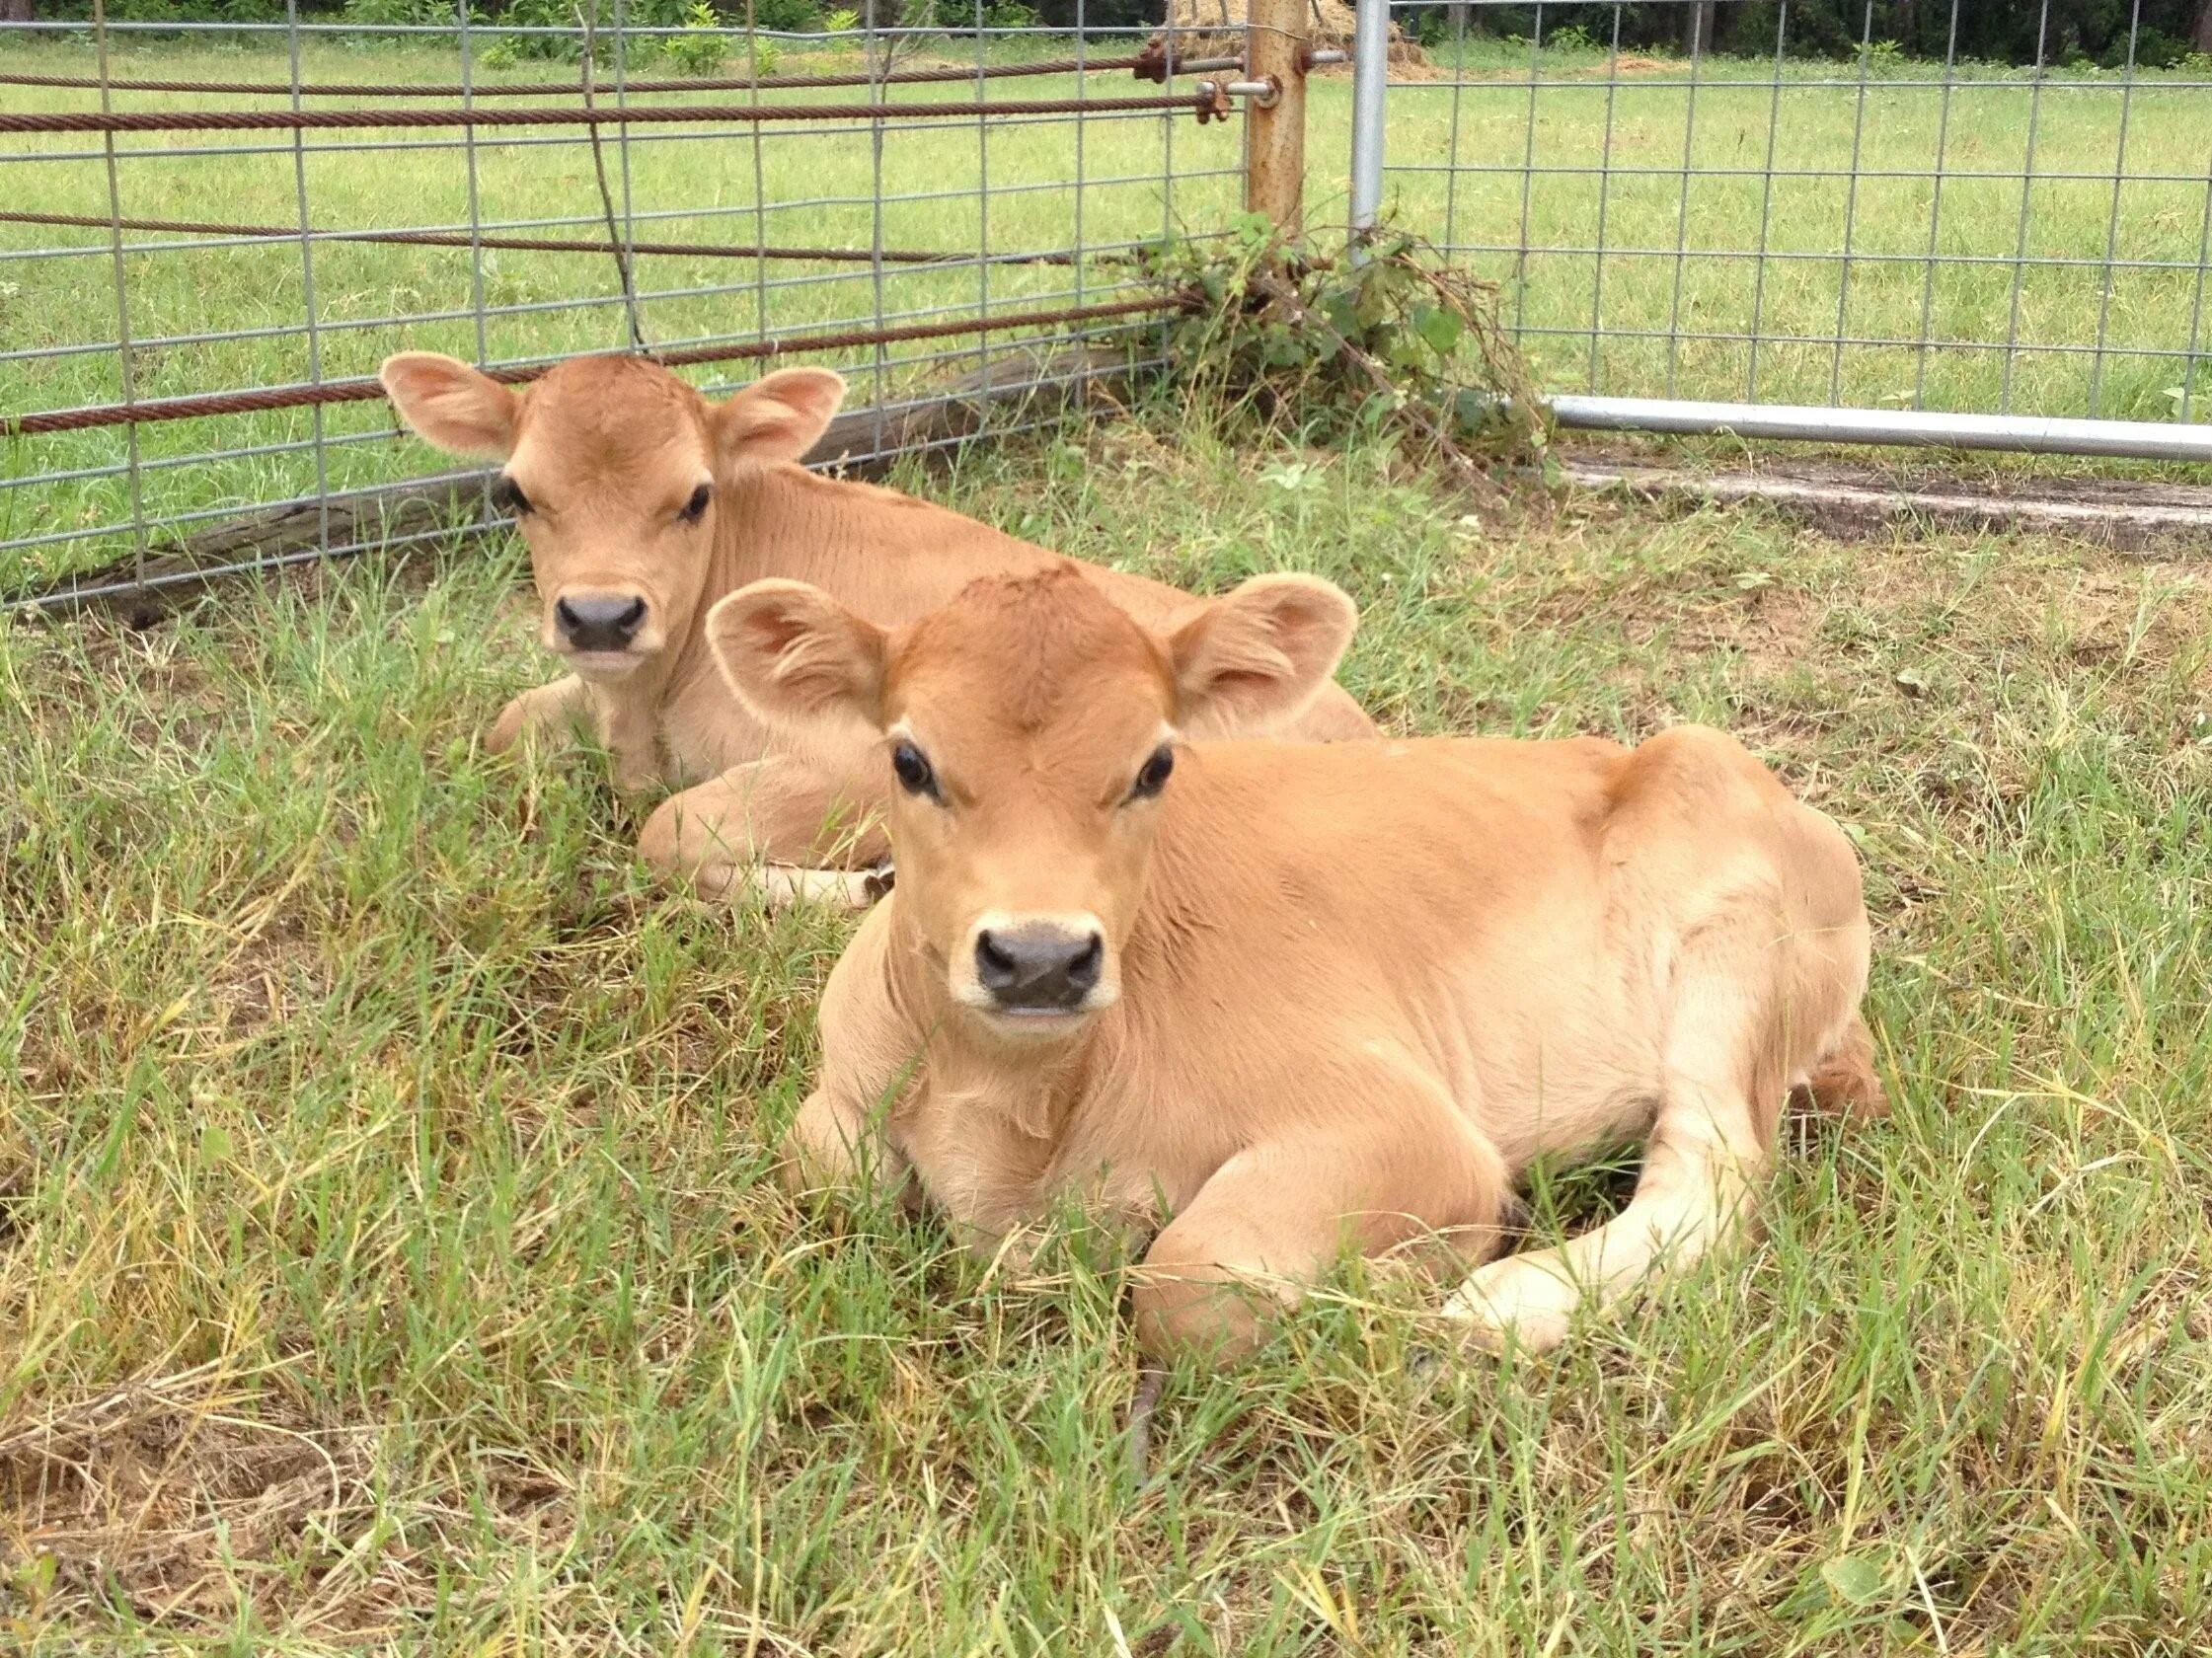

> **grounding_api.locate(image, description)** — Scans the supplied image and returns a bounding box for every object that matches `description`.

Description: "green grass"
[8,36,2212,587]
[5,406,2212,1650]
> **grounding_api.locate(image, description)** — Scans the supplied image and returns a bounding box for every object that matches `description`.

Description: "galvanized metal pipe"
[1348,0,1389,249]
[1548,395,2212,465]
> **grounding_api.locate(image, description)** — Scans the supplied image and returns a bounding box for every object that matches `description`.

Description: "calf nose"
[555,594,648,652]
[975,924,1103,1013]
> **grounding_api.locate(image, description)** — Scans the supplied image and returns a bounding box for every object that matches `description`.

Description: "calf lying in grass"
[379,351,1375,906]
[711,565,1885,1361]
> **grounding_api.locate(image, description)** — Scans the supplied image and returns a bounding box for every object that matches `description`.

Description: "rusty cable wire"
[0,51,1242,100]
[0,92,1221,134]
[6,292,1190,436]
[576,0,647,353]
[0,206,1093,265]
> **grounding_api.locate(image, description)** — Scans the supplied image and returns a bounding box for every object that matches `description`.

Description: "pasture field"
[9,36,2212,587]
[4,403,2212,1651]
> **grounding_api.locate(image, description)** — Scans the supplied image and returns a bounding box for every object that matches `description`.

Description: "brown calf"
[711,565,1884,1362]
[378,350,1375,906]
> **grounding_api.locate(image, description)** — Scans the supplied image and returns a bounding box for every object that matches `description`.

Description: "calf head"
[379,351,845,679]
[707,565,1356,1041]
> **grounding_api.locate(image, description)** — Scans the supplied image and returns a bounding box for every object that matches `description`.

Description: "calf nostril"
[1068,934,1104,992]
[975,931,1018,990]
[554,597,582,636]
[614,597,646,634]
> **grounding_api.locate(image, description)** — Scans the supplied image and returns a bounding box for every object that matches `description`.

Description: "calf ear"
[714,368,848,467]
[1166,573,1358,738]
[379,352,519,459]
[707,579,887,730]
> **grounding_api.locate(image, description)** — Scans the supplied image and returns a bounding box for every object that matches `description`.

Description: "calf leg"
[1131,1083,1506,1366]
[782,1087,914,1205]
[638,757,889,910]
[488,674,590,756]
[488,675,662,797]
[1443,964,1790,1354]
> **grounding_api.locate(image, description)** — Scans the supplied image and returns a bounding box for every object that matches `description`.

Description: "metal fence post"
[1348,0,1389,255]
[1244,0,1307,236]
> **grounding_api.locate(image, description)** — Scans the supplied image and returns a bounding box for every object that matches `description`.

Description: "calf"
[711,565,1885,1361]
[378,350,1375,906]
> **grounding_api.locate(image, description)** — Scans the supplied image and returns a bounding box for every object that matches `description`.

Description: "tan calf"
[711,565,1885,1362]
[378,350,1376,906]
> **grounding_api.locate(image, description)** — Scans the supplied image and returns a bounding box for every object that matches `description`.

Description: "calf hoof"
[1439,1254,1576,1355]
[863,861,896,903]
[752,865,878,912]
[1129,1269,1278,1368]
[487,697,532,756]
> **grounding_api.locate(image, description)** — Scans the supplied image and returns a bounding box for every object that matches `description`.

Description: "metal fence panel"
[11,0,2212,610]
[1363,0,2212,461]
[1,5,1247,605]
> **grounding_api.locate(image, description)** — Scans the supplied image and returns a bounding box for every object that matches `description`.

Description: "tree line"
[1425,2,2212,66]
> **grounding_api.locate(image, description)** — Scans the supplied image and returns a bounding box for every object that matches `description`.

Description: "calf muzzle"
[974,923,1104,1014]
[555,593,648,653]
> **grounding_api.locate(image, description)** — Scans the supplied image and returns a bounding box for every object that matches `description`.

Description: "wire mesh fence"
[1,5,1250,606]
[1363,0,2212,440]
[9,0,2212,611]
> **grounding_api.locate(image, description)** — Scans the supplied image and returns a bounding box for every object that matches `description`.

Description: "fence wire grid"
[1370,0,2212,438]
[9,1,2212,609]
[1,6,1248,605]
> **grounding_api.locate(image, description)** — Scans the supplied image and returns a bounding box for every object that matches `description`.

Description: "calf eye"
[679,483,713,524]
[490,476,532,516]
[1127,744,1176,801]
[891,740,942,802]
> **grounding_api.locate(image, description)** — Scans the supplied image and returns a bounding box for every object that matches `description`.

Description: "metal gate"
[10,0,2212,613]
[1349,0,2212,463]
[1,2,1257,608]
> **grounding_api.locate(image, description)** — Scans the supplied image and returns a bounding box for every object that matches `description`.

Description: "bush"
[490,0,659,64]
[1139,217,1548,492]
[110,0,288,23]
[2110,28,2189,69]
[487,0,583,62]
[922,0,1038,26]
[342,0,469,28]
[750,0,821,31]
[658,0,725,70]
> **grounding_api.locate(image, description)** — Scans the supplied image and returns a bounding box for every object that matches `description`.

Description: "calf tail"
[1793,1014,1887,1121]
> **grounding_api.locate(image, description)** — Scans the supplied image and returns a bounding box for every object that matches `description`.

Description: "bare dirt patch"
[0,1369,577,1638]
[204,914,327,1039]
[0,1371,373,1627]
[1566,449,2212,554]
